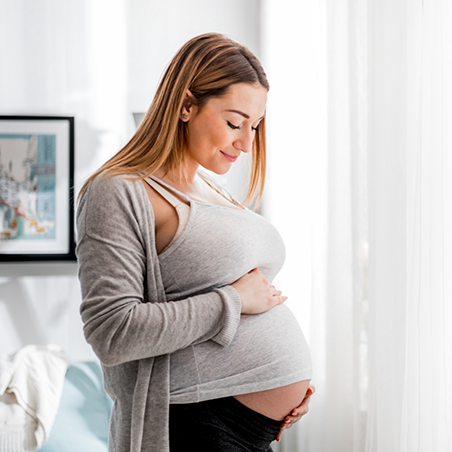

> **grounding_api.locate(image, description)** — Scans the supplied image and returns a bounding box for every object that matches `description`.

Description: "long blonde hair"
[79,33,270,206]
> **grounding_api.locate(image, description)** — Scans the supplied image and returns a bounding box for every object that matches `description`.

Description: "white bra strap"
[144,177,183,208]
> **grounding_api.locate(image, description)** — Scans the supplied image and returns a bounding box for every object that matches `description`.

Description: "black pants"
[169,397,281,452]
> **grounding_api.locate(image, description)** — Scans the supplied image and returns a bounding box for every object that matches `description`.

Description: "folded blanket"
[0,345,69,452]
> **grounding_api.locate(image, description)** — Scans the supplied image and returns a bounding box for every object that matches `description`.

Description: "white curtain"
[402,0,452,449]
[263,0,452,451]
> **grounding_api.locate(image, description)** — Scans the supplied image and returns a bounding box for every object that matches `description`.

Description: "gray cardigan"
[76,174,241,452]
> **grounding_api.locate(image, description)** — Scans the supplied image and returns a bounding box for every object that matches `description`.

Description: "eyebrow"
[225,109,265,120]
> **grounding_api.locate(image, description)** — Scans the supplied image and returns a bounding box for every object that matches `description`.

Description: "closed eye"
[227,121,240,130]
[228,121,259,132]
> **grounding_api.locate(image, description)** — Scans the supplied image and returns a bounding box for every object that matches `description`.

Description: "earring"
[181,114,187,120]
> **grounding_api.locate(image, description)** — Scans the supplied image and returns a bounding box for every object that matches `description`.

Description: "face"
[181,82,268,175]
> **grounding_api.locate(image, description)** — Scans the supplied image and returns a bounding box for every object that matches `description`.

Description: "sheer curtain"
[367,1,452,450]
[401,0,452,449]
[262,0,452,451]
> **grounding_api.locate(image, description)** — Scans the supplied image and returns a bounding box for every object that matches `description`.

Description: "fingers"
[233,269,287,314]
[275,295,288,306]
[269,294,287,307]
[276,385,315,442]
[264,278,288,306]
[269,284,287,305]
[291,387,314,417]
[251,271,286,301]
[277,416,295,442]
[276,410,303,441]
[298,385,315,408]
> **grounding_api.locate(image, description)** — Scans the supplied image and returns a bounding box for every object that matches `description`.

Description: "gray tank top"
[145,174,312,403]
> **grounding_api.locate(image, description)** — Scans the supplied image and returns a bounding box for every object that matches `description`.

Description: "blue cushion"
[38,361,112,452]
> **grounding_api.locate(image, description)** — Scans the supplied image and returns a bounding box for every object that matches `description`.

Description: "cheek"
[199,128,229,150]
[187,116,230,152]
[210,124,231,146]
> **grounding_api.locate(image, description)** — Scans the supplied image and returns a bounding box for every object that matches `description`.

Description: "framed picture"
[0,116,75,261]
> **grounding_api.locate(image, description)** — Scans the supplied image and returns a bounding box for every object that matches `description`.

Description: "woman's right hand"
[231,268,288,314]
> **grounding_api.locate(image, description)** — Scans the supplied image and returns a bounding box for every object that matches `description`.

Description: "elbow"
[94,348,118,367]
[89,341,125,367]
[84,327,126,367]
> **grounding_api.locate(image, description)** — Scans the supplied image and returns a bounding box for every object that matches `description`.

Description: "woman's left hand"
[276,385,315,442]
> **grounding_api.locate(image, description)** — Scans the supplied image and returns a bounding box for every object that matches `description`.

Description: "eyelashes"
[227,121,240,130]
[227,121,259,132]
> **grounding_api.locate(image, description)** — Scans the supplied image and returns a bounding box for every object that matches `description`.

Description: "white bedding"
[0,344,69,452]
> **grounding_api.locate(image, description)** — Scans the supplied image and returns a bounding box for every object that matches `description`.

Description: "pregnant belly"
[170,304,312,409]
[234,380,311,421]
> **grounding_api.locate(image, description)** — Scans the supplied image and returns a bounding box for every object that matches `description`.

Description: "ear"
[180,89,196,122]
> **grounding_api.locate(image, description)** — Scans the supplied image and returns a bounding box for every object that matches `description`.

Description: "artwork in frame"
[0,116,75,261]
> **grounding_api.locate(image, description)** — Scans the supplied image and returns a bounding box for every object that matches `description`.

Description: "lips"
[220,151,239,162]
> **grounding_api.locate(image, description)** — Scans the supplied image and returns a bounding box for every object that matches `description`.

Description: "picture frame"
[0,115,76,261]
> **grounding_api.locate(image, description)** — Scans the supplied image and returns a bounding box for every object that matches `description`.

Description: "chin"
[214,166,233,176]
[202,164,232,176]
[216,167,231,175]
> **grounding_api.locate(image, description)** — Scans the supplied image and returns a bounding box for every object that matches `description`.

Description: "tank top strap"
[144,176,187,208]
[147,175,193,203]
[144,175,191,255]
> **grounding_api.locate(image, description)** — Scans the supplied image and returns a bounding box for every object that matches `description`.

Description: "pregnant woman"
[76,33,313,452]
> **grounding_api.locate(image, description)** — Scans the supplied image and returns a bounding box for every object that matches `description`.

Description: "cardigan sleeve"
[76,175,241,367]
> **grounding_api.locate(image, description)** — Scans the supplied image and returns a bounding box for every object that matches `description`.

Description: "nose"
[233,129,254,154]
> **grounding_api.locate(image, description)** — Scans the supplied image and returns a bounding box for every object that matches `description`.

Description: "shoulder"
[82,173,141,200]
[77,173,154,241]
[78,173,145,213]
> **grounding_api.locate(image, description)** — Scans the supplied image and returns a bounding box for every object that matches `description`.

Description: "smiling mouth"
[220,151,239,162]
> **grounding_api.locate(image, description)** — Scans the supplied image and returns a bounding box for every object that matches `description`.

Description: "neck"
[153,162,199,191]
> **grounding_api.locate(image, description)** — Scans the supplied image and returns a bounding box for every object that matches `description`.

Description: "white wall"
[0,0,260,361]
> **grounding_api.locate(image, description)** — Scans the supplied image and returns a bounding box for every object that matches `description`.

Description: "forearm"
[78,234,241,366]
